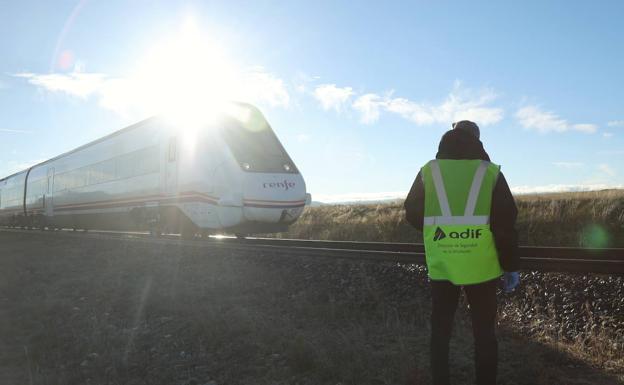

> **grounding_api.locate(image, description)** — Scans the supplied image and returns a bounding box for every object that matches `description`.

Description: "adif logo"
[433,227,483,241]
[263,180,296,191]
[433,227,446,241]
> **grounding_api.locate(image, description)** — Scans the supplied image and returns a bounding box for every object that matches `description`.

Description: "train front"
[216,103,309,234]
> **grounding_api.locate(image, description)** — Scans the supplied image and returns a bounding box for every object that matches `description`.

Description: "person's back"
[404,120,520,385]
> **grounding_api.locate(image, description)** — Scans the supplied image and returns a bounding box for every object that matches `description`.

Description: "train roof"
[0,101,261,183]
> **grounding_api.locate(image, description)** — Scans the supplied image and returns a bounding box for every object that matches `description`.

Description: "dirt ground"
[0,230,622,385]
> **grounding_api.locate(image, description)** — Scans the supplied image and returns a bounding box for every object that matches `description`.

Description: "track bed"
[0,231,622,385]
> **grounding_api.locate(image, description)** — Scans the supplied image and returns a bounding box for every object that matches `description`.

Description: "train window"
[25,178,46,207]
[3,185,22,206]
[136,146,160,174]
[68,172,76,189]
[76,169,87,188]
[219,106,298,173]
[54,174,64,192]
[64,171,74,190]
[45,147,160,192]
[168,138,177,162]
[68,172,74,189]
[11,187,19,204]
[115,153,132,180]
[100,159,115,183]
[113,146,160,180]
[27,179,44,197]
[67,170,78,189]
[88,163,103,185]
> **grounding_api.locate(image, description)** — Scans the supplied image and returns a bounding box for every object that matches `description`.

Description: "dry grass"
[515,189,624,247]
[279,190,624,248]
[515,189,624,202]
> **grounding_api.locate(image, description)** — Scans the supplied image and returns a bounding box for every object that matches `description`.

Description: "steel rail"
[1,227,623,274]
[217,237,624,274]
[224,237,624,260]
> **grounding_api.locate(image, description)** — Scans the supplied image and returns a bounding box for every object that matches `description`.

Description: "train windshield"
[219,105,298,173]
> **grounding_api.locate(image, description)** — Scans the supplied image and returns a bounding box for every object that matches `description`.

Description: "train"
[0,102,310,238]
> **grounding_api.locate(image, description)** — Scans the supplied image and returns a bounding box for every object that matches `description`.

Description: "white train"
[0,103,310,238]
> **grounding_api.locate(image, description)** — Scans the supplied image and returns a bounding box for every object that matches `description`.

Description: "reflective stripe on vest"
[422,159,503,285]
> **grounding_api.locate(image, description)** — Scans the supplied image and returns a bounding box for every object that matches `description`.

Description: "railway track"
[1,227,623,274]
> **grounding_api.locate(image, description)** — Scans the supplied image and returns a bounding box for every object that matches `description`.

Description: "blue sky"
[1,0,623,202]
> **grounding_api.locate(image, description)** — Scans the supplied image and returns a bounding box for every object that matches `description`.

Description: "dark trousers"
[430,278,498,385]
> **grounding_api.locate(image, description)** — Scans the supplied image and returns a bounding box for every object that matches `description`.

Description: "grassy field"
[280,189,624,248]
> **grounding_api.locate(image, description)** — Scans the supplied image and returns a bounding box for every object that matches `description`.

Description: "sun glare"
[129,17,239,131]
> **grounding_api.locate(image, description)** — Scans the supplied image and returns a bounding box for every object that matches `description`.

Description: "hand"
[503,272,520,293]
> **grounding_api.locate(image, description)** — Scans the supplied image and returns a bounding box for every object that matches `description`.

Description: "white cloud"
[352,85,503,126]
[314,191,407,204]
[0,128,32,134]
[16,72,106,99]
[296,133,311,142]
[352,93,385,124]
[293,71,320,94]
[15,68,290,118]
[552,161,584,169]
[598,163,616,177]
[511,183,624,195]
[313,84,355,112]
[603,132,614,138]
[607,120,624,127]
[515,105,597,134]
[571,123,598,133]
[515,106,567,133]
[393,87,503,126]
[241,69,290,108]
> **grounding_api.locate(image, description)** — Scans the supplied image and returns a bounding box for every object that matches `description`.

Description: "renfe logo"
[263,180,296,191]
[433,227,482,241]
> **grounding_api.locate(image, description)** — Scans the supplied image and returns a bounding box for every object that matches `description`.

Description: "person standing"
[404,120,520,385]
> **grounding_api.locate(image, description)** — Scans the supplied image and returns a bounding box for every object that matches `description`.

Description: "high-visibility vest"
[421,159,503,285]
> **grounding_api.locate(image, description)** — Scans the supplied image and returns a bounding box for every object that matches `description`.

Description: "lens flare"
[580,224,610,248]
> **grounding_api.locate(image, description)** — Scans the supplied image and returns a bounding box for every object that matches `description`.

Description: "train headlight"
[242,162,251,170]
[283,164,291,171]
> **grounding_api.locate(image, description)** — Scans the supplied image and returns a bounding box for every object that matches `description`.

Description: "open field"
[1,230,623,385]
[280,189,624,248]
[1,190,624,384]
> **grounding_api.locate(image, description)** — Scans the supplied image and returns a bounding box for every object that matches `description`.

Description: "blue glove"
[503,272,520,293]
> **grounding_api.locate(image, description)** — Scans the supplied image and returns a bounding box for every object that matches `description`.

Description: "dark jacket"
[404,129,519,272]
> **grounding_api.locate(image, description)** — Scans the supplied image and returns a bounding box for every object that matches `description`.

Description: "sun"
[129,17,240,130]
